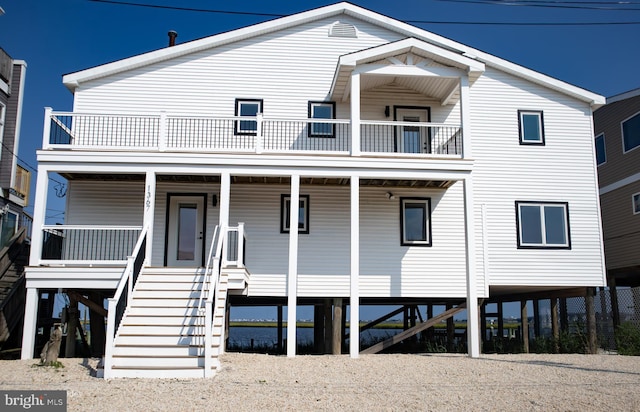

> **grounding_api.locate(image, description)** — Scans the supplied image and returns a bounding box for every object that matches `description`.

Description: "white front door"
[396,108,429,153]
[166,195,205,267]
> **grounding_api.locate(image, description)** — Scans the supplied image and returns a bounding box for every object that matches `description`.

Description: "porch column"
[218,172,230,353]
[144,171,156,260]
[350,175,360,357]
[350,72,361,156]
[21,288,39,359]
[463,177,480,357]
[287,174,300,357]
[459,76,472,159]
[29,165,49,266]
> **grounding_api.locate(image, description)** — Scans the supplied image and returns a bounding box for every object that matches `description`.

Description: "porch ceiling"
[61,173,455,188]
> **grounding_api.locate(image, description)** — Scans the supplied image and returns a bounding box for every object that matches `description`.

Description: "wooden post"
[560,298,568,332]
[608,276,620,327]
[313,305,324,354]
[521,300,529,353]
[65,297,79,358]
[342,301,348,353]
[551,298,559,353]
[277,305,283,354]
[586,288,597,354]
[332,298,342,355]
[426,304,434,341]
[88,292,106,357]
[599,287,609,348]
[497,302,504,340]
[480,302,487,345]
[323,299,332,354]
[533,299,541,339]
[446,303,454,352]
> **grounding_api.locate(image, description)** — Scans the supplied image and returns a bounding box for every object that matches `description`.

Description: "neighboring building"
[0,47,31,351]
[593,88,640,320]
[21,3,606,377]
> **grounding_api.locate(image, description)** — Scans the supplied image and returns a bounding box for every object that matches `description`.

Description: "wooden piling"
[332,298,342,355]
[521,300,529,353]
[586,288,597,354]
[551,298,559,353]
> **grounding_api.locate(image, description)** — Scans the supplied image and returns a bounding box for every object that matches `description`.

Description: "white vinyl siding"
[470,67,605,288]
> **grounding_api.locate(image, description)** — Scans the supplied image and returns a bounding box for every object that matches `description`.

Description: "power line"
[88,0,640,25]
[435,0,640,11]
[1,141,66,186]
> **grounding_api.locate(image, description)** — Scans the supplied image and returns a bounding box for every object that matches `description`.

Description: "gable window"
[516,201,570,249]
[633,193,640,215]
[281,194,309,234]
[400,198,432,246]
[518,110,545,145]
[308,101,336,138]
[622,111,640,153]
[595,133,606,166]
[235,99,263,135]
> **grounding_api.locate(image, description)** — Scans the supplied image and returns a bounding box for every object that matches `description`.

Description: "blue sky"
[1,0,637,320]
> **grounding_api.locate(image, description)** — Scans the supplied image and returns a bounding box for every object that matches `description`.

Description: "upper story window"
[281,194,309,234]
[0,103,5,138]
[516,201,570,249]
[400,197,432,246]
[235,98,263,135]
[595,133,606,166]
[633,193,640,215]
[518,110,545,145]
[622,111,640,153]
[308,101,336,138]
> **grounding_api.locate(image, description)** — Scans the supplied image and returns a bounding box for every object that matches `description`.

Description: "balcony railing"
[44,110,462,157]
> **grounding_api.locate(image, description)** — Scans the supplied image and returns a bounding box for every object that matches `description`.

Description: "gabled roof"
[606,87,640,105]
[62,2,604,107]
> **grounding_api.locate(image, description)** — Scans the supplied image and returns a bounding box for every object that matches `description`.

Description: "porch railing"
[223,223,246,268]
[44,110,462,157]
[39,225,142,265]
[103,226,148,379]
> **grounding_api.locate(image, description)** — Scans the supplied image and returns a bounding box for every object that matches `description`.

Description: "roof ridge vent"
[329,21,357,38]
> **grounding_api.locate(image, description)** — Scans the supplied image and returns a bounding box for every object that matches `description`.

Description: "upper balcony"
[43,111,463,159]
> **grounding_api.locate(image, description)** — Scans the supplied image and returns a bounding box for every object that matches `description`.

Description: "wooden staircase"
[0,228,29,352]
[107,268,229,378]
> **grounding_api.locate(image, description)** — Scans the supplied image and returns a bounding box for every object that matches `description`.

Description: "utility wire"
[435,0,640,11]
[1,141,66,186]
[88,0,640,25]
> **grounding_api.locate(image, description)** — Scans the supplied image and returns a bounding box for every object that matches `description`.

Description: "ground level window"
[518,110,545,145]
[281,194,309,234]
[400,198,432,246]
[633,193,640,215]
[308,101,336,137]
[235,98,263,135]
[516,201,570,248]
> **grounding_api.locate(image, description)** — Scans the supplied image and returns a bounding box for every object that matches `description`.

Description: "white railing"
[223,223,246,268]
[43,110,463,157]
[38,225,143,266]
[203,225,226,377]
[103,225,148,379]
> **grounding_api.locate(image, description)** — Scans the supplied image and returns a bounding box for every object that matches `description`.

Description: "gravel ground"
[1,353,639,411]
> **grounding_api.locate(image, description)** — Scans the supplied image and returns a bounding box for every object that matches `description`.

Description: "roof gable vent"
[329,21,357,38]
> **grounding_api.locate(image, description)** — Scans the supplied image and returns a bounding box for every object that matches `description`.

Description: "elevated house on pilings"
[21,3,606,377]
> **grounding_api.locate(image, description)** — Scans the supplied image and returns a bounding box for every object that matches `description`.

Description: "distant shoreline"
[227,321,518,330]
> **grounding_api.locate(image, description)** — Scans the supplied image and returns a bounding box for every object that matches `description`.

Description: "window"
[595,133,606,166]
[0,103,5,143]
[281,194,309,234]
[400,198,432,246]
[622,112,640,153]
[234,99,263,135]
[308,101,336,137]
[516,201,570,249]
[633,193,640,215]
[518,110,545,145]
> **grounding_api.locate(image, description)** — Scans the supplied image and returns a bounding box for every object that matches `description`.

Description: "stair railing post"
[104,298,117,379]
[42,107,52,150]
[204,299,213,377]
[237,222,245,269]
[126,256,134,306]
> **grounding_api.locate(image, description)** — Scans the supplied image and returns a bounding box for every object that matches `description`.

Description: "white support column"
[463,177,480,358]
[21,288,39,359]
[219,172,230,229]
[350,73,361,156]
[350,175,360,358]
[144,171,156,261]
[29,166,49,266]
[42,107,52,150]
[459,76,472,159]
[287,174,300,357]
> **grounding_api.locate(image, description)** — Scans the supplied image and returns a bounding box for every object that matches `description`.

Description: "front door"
[395,107,430,153]
[166,195,205,267]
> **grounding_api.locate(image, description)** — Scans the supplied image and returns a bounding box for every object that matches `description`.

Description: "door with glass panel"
[395,108,430,154]
[166,195,205,267]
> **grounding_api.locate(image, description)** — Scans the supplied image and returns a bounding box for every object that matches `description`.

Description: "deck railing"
[223,223,246,267]
[39,225,142,265]
[44,110,463,157]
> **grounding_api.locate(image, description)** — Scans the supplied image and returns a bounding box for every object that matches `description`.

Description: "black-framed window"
[308,101,336,138]
[595,133,606,166]
[622,111,640,153]
[633,192,640,215]
[518,110,545,145]
[235,98,263,135]
[516,201,570,249]
[281,194,309,234]
[400,197,432,246]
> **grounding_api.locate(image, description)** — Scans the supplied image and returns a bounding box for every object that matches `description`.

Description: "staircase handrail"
[197,225,220,312]
[0,227,27,282]
[103,224,148,379]
[203,225,227,377]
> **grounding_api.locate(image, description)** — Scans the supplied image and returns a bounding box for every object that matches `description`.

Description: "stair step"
[129,299,200,308]
[133,290,202,299]
[126,307,203,317]
[122,315,204,326]
[113,345,203,357]
[117,325,205,336]
[111,355,205,368]
[135,282,205,291]
[115,335,207,346]
[107,368,210,379]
